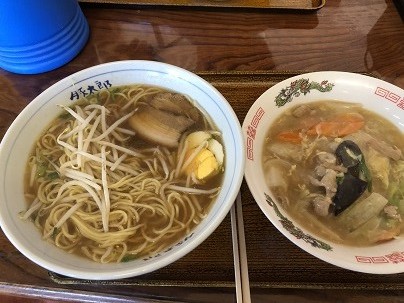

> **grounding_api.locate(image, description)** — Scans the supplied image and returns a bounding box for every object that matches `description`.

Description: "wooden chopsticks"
[231,192,251,303]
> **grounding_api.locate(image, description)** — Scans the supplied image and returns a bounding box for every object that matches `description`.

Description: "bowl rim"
[242,71,404,274]
[0,60,245,280]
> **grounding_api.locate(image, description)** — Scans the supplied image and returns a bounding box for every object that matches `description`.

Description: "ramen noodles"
[22,84,225,263]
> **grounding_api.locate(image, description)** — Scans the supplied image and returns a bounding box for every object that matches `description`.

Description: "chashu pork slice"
[128,106,195,148]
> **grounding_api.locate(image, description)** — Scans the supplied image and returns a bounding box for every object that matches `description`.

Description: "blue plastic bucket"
[0,0,89,74]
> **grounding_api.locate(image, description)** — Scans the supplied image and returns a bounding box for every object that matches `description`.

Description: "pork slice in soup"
[263,100,404,246]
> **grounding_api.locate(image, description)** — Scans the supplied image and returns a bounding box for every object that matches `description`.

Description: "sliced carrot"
[337,121,365,136]
[334,112,364,123]
[307,113,364,137]
[276,131,303,143]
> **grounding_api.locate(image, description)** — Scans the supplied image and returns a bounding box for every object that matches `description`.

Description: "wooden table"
[0,0,403,302]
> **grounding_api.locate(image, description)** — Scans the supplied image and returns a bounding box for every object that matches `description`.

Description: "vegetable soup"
[262,101,404,246]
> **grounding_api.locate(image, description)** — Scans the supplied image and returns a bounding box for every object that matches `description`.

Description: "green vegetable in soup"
[388,160,404,213]
[121,254,139,262]
[358,156,372,191]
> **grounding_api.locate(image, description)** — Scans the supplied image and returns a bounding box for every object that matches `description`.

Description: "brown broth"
[24,84,224,263]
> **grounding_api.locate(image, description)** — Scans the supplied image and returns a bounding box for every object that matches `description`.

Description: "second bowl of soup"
[243,71,404,274]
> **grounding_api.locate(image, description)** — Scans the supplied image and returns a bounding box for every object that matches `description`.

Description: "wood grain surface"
[78,0,325,10]
[0,0,403,302]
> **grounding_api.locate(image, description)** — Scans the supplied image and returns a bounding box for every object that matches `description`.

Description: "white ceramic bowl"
[243,71,404,274]
[0,60,245,280]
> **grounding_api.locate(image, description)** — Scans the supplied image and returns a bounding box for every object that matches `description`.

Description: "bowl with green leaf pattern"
[243,71,404,274]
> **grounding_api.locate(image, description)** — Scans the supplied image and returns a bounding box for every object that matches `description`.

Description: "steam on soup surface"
[22,84,225,263]
[263,101,403,246]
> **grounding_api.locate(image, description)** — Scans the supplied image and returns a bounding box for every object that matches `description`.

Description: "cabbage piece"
[367,147,390,190]
[266,142,303,162]
[264,159,293,205]
[337,192,388,232]
[347,214,401,244]
[388,160,404,214]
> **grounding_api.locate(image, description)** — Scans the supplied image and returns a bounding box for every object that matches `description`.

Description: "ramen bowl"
[243,71,404,274]
[0,60,244,280]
